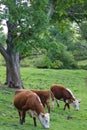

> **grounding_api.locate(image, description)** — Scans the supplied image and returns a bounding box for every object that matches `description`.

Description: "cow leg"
[33,117,37,126]
[46,102,50,113]
[64,103,67,110]
[56,99,60,107]
[66,103,70,111]
[18,111,22,124]
[52,100,54,110]
[20,111,26,125]
[64,103,70,111]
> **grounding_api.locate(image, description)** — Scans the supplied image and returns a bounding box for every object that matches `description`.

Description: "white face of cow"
[72,99,80,111]
[39,113,50,128]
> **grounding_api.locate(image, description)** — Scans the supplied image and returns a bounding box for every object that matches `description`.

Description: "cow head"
[72,99,81,111]
[39,113,50,128]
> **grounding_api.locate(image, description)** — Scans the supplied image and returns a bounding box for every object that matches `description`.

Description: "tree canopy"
[0,0,87,87]
[0,0,87,69]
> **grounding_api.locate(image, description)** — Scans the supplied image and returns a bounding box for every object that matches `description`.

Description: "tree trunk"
[0,20,24,89]
[0,43,23,88]
[5,52,23,89]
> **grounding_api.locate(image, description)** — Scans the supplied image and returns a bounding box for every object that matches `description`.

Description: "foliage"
[33,55,63,69]
[34,55,52,69]
[0,54,5,66]
[0,31,6,44]
[51,60,63,69]
[0,0,49,56]
[79,64,87,70]
[60,51,78,69]
[45,39,77,69]
[73,42,87,60]
[0,0,87,70]
[78,60,87,69]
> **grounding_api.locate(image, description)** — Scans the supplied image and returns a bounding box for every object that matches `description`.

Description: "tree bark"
[0,44,23,88]
[0,20,23,89]
[5,52,23,88]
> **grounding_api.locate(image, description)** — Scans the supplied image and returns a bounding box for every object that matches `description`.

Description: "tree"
[48,0,87,42]
[48,0,87,66]
[0,0,49,88]
[0,0,87,88]
[67,1,87,40]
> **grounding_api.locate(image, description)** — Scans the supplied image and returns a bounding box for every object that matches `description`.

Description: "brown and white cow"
[50,84,80,111]
[14,90,50,128]
[15,89,54,113]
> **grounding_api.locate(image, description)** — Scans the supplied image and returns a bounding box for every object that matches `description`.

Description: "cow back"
[31,90,50,104]
[50,84,75,101]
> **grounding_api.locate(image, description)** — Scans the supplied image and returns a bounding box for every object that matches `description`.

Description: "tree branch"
[68,10,87,40]
[0,43,9,61]
[48,0,55,19]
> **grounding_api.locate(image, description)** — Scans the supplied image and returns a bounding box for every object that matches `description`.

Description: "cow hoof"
[20,120,23,125]
[67,116,73,120]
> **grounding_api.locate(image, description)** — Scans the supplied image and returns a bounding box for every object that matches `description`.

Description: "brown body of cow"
[31,90,54,113]
[14,90,50,128]
[50,84,80,111]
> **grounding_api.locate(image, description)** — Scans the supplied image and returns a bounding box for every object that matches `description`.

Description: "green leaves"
[0,0,87,69]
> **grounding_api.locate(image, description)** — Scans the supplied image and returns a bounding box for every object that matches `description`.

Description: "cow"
[50,84,80,111]
[14,90,50,128]
[15,89,54,113]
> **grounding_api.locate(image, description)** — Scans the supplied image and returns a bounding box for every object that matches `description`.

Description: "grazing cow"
[14,90,50,128]
[50,84,80,111]
[15,89,54,113]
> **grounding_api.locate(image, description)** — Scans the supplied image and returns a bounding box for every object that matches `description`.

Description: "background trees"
[0,0,87,88]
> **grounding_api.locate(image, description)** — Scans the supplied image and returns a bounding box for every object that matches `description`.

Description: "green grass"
[0,66,87,130]
[78,60,87,66]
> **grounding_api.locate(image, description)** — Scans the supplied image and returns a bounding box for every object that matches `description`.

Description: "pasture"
[0,66,87,130]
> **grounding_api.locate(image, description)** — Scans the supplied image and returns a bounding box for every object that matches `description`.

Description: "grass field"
[0,66,87,130]
[78,60,87,66]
